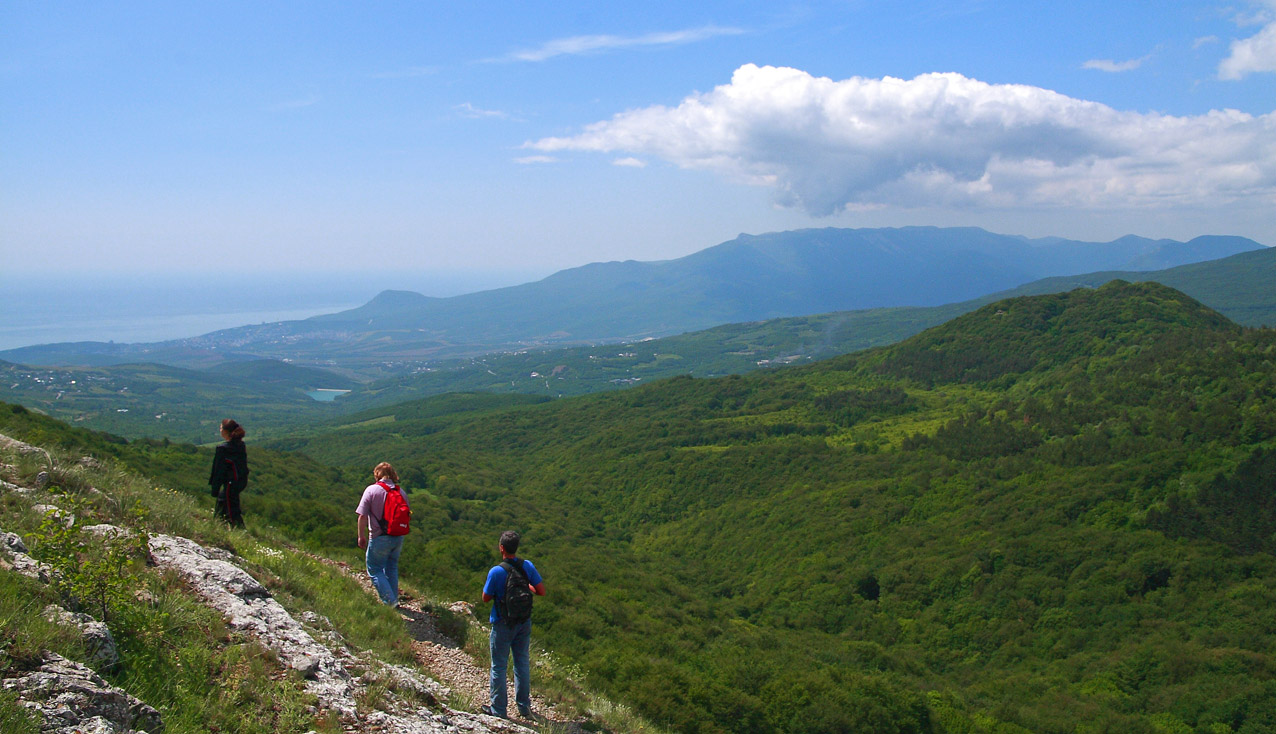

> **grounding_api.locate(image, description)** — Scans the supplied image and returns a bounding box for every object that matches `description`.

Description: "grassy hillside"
[0,407,400,733]
[0,405,658,733]
[257,281,1276,733]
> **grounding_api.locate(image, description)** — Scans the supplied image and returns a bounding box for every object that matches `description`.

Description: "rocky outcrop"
[0,432,45,455]
[1,528,53,583]
[146,533,359,714]
[1,652,162,733]
[146,532,532,732]
[31,503,74,528]
[0,462,533,734]
[43,605,119,670]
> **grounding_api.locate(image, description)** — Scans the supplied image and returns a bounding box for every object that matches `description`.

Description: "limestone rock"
[1,651,162,733]
[147,533,358,716]
[1,527,53,583]
[82,524,135,541]
[3,530,30,555]
[79,456,106,471]
[1,478,35,494]
[32,503,75,528]
[0,432,44,455]
[448,601,476,618]
[34,470,50,490]
[379,662,450,706]
[44,605,120,670]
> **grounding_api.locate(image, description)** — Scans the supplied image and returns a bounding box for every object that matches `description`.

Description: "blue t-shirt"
[484,558,543,623]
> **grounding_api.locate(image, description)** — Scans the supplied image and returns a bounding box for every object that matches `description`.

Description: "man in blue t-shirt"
[481,530,546,720]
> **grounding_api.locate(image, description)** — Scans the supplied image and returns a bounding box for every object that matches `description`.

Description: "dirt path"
[322,558,580,731]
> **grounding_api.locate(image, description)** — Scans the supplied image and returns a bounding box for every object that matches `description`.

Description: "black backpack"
[500,559,534,625]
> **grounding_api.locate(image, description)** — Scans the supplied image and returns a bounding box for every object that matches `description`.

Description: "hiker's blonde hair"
[373,462,399,484]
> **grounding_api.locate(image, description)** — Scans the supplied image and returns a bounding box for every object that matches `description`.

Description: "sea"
[0,269,543,352]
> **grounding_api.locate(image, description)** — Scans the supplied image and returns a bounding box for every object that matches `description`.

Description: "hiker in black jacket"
[209,419,250,527]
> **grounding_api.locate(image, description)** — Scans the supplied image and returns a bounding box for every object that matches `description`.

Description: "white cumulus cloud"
[612,157,647,168]
[1220,8,1276,79]
[528,64,1276,216]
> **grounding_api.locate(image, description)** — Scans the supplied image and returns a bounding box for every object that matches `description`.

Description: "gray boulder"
[1,651,162,733]
[1,528,53,583]
[44,605,120,670]
[0,432,44,455]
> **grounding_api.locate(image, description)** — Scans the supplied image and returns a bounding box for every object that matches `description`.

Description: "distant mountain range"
[1,226,1265,372]
[338,243,1276,408]
[3,239,1272,444]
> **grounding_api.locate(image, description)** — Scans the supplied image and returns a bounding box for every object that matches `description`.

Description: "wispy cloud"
[1219,1,1276,79]
[529,64,1276,216]
[514,155,557,164]
[493,25,744,63]
[455,102,509,119]
[612,157,647,168]
[1193,35,1220,49]
[1082,55,1150,72]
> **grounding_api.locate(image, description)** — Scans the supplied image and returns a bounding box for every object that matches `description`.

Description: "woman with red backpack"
[355,462,411,607]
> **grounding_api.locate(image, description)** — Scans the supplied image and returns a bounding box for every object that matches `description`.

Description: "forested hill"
[258,280,1276,733]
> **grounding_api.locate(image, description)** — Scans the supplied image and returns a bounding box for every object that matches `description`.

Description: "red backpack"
[378,480,411,536]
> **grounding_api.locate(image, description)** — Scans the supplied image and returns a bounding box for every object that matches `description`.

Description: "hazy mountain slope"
[3,227,1262,371]
[304,226,1262,339]
[4,244,1271,444]
[1005,244,1276,325]
[336,243,1276,409]
[259,281,1276,732]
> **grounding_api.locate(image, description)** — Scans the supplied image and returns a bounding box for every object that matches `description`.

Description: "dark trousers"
[214,485,244,526]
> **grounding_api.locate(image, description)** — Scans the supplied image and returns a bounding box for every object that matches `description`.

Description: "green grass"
[2,419,661,734]
[0,687,41,734]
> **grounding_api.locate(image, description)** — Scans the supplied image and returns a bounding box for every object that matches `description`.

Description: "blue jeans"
[365,534,403,605]
[489,619,531,717]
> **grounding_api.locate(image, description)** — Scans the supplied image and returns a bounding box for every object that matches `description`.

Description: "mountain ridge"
[2,226,1264,371]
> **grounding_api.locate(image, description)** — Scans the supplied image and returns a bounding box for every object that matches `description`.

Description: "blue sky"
[3,1,1274,287]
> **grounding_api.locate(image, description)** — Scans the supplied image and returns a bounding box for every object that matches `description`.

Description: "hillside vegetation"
[5,281,1274,732]
[259,281,1276,733]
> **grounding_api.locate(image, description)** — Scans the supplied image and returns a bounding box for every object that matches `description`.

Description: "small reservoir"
[306,388,352,402]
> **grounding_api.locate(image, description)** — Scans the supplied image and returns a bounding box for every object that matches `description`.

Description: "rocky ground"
[0,431,582,734]
[321,556,582,731]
